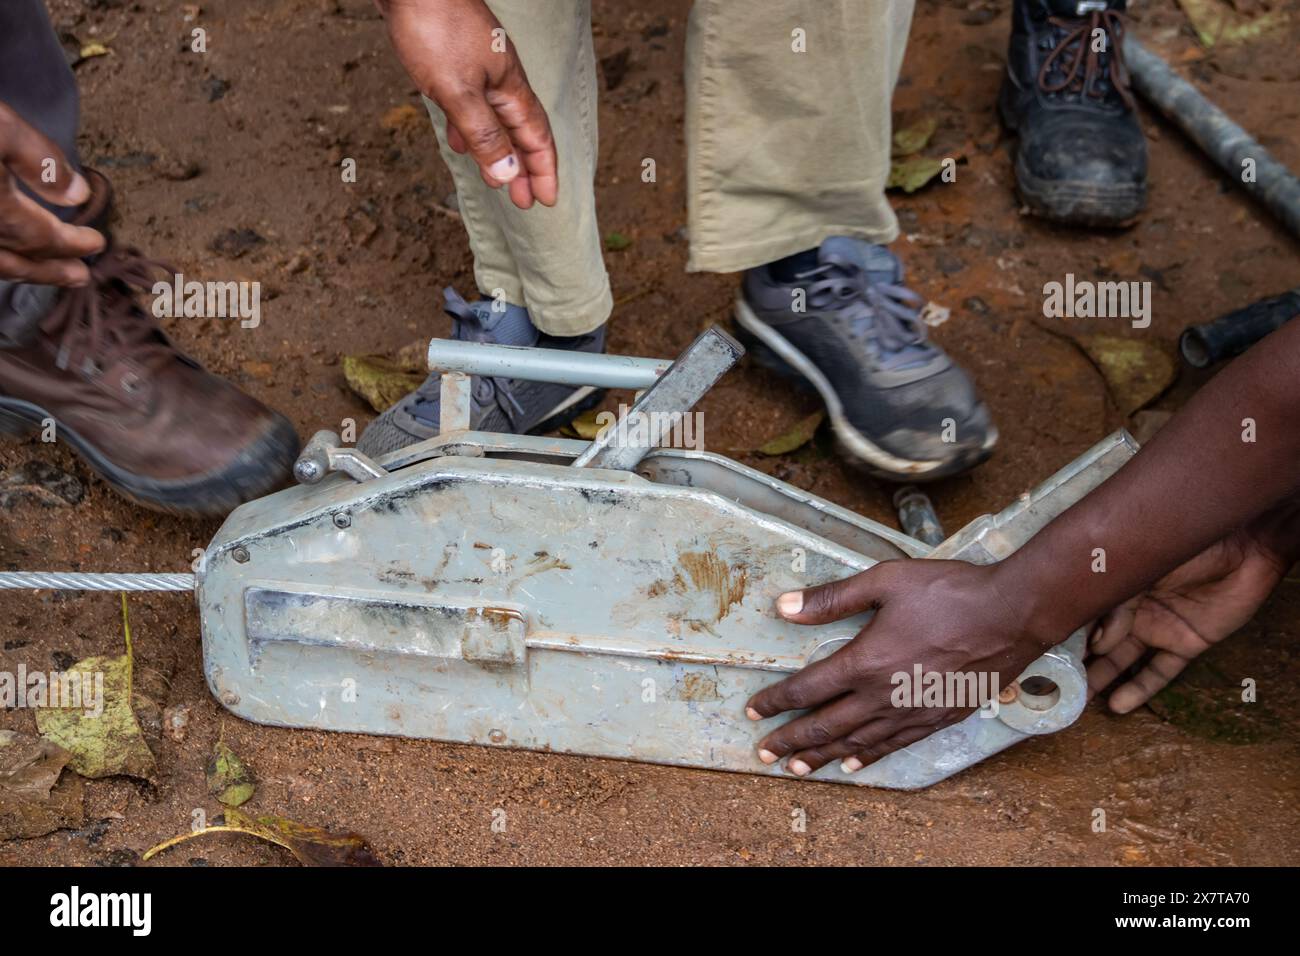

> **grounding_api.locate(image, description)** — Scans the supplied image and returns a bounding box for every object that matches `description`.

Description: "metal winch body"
[193,328,1137,789]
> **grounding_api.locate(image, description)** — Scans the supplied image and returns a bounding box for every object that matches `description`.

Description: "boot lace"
[41,244,180,386]
[1036,9,1135,111]
[800,255,932,369]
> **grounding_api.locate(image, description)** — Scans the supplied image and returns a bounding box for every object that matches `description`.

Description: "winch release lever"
[293,430,388,485]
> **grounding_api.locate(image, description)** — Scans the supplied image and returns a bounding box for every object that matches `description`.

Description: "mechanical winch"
[0,328,1136,788]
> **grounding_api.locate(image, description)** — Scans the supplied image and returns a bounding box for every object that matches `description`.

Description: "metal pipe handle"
[426,339,672,390]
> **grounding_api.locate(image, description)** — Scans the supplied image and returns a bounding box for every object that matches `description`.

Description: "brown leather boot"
[0,170,299,517]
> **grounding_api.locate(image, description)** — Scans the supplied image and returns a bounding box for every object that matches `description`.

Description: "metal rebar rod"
[426,339,672,390]
[0,572,196,591]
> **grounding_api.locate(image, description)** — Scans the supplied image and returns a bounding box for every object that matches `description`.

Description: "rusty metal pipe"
[1125,34,1300,241]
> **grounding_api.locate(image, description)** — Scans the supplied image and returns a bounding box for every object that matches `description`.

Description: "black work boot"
[999,0,1147,227]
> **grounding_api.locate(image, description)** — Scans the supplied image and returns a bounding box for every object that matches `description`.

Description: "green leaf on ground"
[892,115,938,157]
[1076,335,1176,416]
[35,596,154,780]
[206,741,255,807]
[342,354,426,414]
[887,155,947,193]
[143,806,383,866]
[757,410,826,456]
[1176,0,1290,48]
[604,232,633,251]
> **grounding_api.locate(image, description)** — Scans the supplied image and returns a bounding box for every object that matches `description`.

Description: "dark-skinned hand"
[378,0,557,209]
[0,101,104,286]
[745,559,1055,776]
[1087,517,1294,714]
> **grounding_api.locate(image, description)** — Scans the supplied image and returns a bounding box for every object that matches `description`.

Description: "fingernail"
[487,154,519,182]
[788,759,811,777]
[1110,695,1136,715]
[66,172,90,204]
[776,591,803,616]
[745,706,762,721]
[757,749,779,765]
[841,757,863,773]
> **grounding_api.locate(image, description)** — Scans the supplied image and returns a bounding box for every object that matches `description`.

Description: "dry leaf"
[78,42,110,61]
[892,115,938,157]
[342,354,426,413]
[34,597,155,780]
[757,410,825,456]
[1077,335,1176,416]
[144,805,382,866]
[887,155,947,193]
[1176,0,1290,47]
[0,731,85,840]
[206,741,255,807]
[560,408,606,440]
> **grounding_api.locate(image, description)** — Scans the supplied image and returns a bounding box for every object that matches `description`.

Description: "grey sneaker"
[735,238,996,481]
[357,288,605,457]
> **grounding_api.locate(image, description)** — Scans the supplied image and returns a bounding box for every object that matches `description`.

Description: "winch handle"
[427,327,745,473]
[425,339,673,391]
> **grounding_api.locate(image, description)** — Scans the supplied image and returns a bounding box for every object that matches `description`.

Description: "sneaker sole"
[997,83,1146,228]
[733,298,996,482]
[0,396,299,518]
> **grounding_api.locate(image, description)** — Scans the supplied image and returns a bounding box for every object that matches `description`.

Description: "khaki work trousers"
[424,0,916,335]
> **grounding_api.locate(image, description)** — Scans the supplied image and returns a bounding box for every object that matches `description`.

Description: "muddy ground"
[1,0,1298,866]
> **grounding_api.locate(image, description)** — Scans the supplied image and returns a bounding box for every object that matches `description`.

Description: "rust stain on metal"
[676,671,721,702]
[645,571,687,600]
[679,549,747,622]
[461,607,524,672]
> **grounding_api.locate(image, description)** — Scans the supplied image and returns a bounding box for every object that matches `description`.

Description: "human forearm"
[995,317,1300,642]
[747,319,1300,775]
